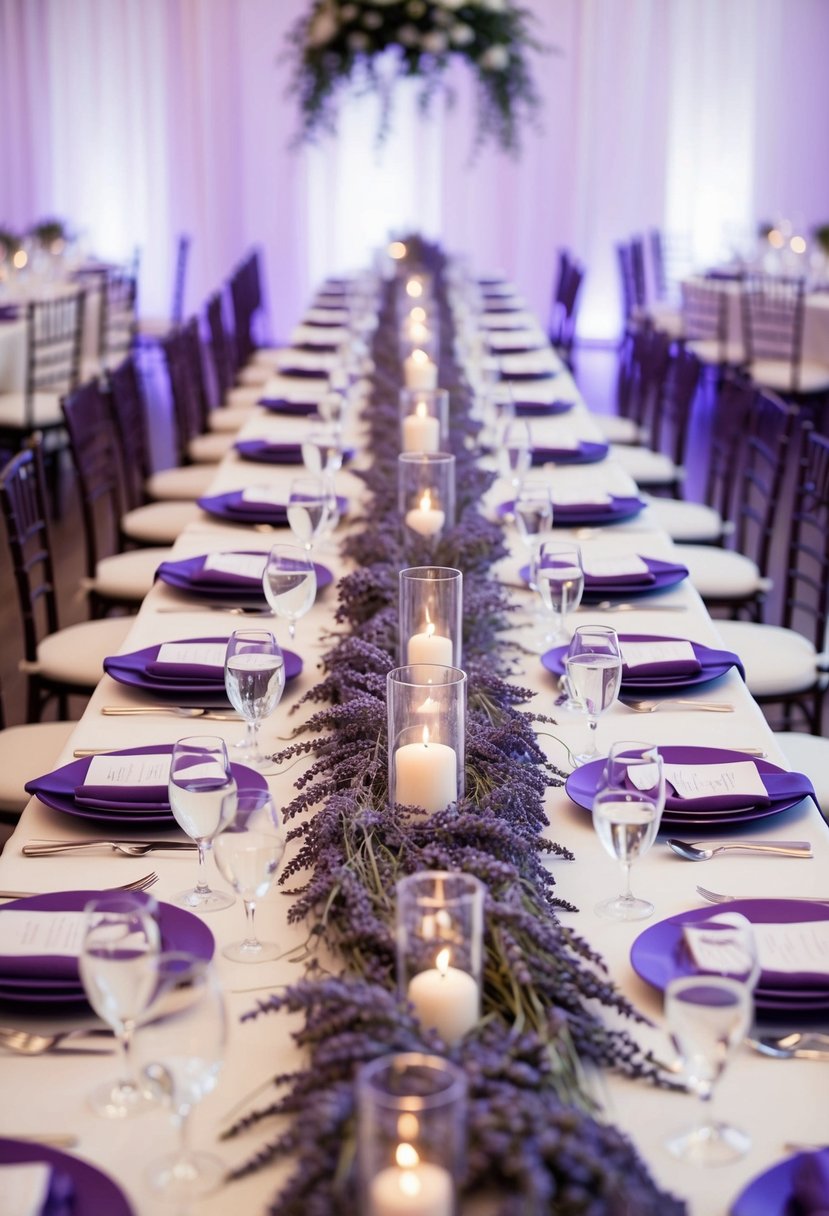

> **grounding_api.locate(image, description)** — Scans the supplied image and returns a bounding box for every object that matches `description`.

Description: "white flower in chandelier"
[479,44,510,70]
[307,6,338,48]
[449,22,475,47]
[421,29,449,55]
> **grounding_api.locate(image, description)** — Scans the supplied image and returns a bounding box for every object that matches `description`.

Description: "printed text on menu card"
[663,760,767,801]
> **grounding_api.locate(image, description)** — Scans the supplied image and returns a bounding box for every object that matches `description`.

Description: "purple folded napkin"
[515,400,574,416]
[234,439,304,464]
[662,769,814,812]
[0,304,19,322]
[43,1168,76,1216]
[222,495,288,520]
[144,660,223,682]
[785,1149,829,1214]
[585,566,657,589]
[256,398,317,414]
[190,554,266,586]
[73,781,170,810]
[276,366,328,380]
[621,654,701,678]
[531,445,585,464]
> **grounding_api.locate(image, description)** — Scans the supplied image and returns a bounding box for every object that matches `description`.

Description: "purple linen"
[256,398,317,415]
[0,1140,134,1216]
[515,399,575,417]
[186,554,265,587]
[274,366,328,380]
[662,769,814,813]
[786,1150,829,1213]
[144,660,223,681]
[622,653,701,677]
[583,563,657,589]
[233,440,304,464]
[542,634,743,688]
[73,783,169,810]
[198,491,289,522]
[531,440,609,466]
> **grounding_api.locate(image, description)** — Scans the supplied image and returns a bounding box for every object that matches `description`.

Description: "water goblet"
[513,479,554,551]
[213,788,287,962]
[288,474,330,554]
[591,744,665,921]
[531,540,584,648]
[564,625,622,763]
[78,891,161,1118]
[499,417,532,496]
[168,734,236,912]
[318,385,346,430]
[224,628,286,768]
[302,427,344,476]
[134,952,226,1199]
[262,543,317,641]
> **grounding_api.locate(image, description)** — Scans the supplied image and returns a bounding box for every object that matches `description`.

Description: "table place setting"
[103,636,303,702]
[197,485,348,527]
[499,490,648,527]
[154,550,334,603]
[291,322,348,349]
[498,349,563,380]
[541,633,744,693]
[524,554,690,598]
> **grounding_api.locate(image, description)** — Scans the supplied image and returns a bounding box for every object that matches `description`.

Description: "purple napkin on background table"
[585,565,657,588]
[0,304,19,322]
[234,439,304,463]
[621,653,701,678]
[276,366,328,381]
[256,398,317,414]
[785,1149,829,1214]
[144,660,224,682]
[43,1167,76,1216]
[222,495,289,520]
[73,782,170,811]
[189,555,265,586]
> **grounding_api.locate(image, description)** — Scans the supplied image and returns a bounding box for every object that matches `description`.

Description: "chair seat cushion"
[593,415,644,445]
[251,347,284,368]
[225,385,264,410]
[716,621,819,697]
[121,500,201,545]
[146,464,216,501]
[208,406,255,434]
[0,391,65,429]
[611,445,683,487]
[187,432,233,463]
[36,616,134,688]
[94,548,172,601]
[772,733,829,816]
[748,359,829,395]
[648,303,684,338]
[237,363,272,387]
[645,498,726,544]
[0,720,77,814]
[685,338,745,367]
[678,545,768,600]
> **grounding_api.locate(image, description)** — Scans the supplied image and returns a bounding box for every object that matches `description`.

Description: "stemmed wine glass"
[513,480,554,551]
[499,417,532,498]
[563,625,622,763]
[78,891,161,1118]
[665,916,759,1164]
[288,475,330,554]
[134,952,226,1199]
[263,543,317,641]
[591,741,665,921]
[224,628,286,769]
[301,427,344,476]
[531,540,584,649]
[168,735,237,912]
[213,788,287,962]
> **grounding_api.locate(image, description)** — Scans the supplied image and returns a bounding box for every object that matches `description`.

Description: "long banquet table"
[0,268,827,1216]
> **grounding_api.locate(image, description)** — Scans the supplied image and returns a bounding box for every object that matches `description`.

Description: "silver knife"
[101,706,240,719]
[22,840,197,856]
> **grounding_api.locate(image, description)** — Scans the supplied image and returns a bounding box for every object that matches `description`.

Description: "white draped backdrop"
[1,0,828,341]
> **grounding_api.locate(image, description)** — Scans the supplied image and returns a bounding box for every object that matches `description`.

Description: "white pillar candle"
[402,402,440,453]
[369,1153,453,1216]
[407,948,479,1045]
[407,623,453,666]
[394,728,456,814]
[404,349,438,390]
[404,490,445,538]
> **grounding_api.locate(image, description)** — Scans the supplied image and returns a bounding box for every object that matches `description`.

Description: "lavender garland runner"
[222,241,687,1215]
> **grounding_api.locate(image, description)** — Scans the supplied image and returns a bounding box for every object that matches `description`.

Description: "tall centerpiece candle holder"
[398,452,455,541]
[399,566,462,668]
[396,871,484,1047]
[399,388,449,453]
[357,1052,466,1216]
[387,664,466,817]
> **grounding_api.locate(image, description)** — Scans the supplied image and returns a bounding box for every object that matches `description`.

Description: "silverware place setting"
[0,1027,115,1057]
[101,705,242,720]
[669,839,813,861]
[622,698,735,713]
[0,873,158,900]
[749,1033,829,1062]
[22,840,197,857]
[697,884,829,905]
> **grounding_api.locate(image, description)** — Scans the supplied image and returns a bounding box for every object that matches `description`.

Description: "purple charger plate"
[156,552,333,602]
[233,440,303,464]
[531,440,609,466]
[25,744,268,828]
[498,495,647,528]
[0,1138,135,1214]
[0,890,214,1008]
[518,557,688,601]
[255,399,318,415]
[197,491,348,527]
[541,633,744,693]
[104,636,302,700]
[730,1154,812,1216]
[515,399,575,417]
[565,746,810,829]
[629,899,829,1012]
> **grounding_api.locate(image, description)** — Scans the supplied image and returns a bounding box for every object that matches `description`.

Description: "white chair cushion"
[121,501,201,545]
[649,303,684,338]
[748,359,829,395]
[715,621,819,698]
[645,498,725,544]
[0,721,77,814]
[146,465,216,501]
[208,406,255,434]
[187,432,233,463]
[226,385,264,410]
[686,338,745,367]
[237,363,271,387]
[772,733,829,815]
[35,616,134,688]
[0,391,64,428]
[593,415,645,445]
[611,446,683,487]
[679,545,769,600]
[251,347,284,368]
[93,547,171,601]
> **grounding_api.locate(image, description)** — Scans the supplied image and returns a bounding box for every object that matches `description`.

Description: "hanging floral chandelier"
[285,0,547,156]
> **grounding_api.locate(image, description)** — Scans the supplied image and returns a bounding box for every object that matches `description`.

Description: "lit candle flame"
[410,305,426,323]
[418,488,432,512]
[395,1142,420,1169]
[422,725,430,748]
[436,947,451,976]
[411,347,428,365]
[407,279,423,299]
[388,241,407,260]
[415,399,429,420]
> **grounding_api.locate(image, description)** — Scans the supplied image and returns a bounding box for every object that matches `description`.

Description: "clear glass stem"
[241,899,260,951]
[195,841,212,896]
[621,861,633,902]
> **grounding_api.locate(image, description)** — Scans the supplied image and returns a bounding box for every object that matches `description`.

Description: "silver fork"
[23,841,195,857]
[697,884,829,905]
[0,872,158,900]
[0,1027,114,1056]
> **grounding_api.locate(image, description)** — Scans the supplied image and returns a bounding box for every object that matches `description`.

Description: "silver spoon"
[669,838,813,861]
[749,1033,829,1061]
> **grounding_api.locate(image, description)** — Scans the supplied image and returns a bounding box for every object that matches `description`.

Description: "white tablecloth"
[0,292,826,1216]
